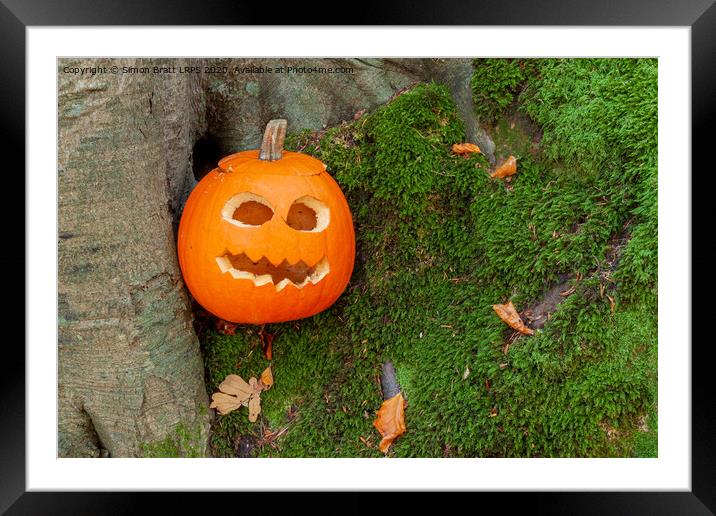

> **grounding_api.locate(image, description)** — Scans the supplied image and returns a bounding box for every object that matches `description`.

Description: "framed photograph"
[5,0,713,512]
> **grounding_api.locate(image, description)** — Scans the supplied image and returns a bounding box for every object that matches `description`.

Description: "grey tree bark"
[57,58,486,457]
[198,58,494,168]
[58,58,210,457]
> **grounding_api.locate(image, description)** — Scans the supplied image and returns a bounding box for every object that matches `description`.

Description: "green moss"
[520,58,658,307]
[140,422,205,458]
[491,114,539,161]
[202,66,657,457]
[471,59,535,125]
[633,405,658,457]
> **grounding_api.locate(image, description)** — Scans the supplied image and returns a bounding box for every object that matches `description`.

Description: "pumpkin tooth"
[245,249,270,265]
[216,256,232,273]
[294,257,330,289]
[229,269,255,281]
[217,252,330,290]
[253,274,273,287]
[308,257,330,284]
[275,278,292,292]
[224,244,243,258]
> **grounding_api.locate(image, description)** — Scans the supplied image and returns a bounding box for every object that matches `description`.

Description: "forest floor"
[188,59,657,458]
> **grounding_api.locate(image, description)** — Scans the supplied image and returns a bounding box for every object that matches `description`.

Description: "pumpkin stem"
[259,119,287,161]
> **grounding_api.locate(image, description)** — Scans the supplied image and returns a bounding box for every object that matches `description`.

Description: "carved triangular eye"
[222,192,274,227]
[286,196,329,232]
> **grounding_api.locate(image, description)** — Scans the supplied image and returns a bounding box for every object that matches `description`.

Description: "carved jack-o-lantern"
[178,119,355,324]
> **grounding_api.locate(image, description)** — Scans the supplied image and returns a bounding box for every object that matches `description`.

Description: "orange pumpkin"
[177,119,355,324]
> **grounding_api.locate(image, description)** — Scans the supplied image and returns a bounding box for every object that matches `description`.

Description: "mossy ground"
[200,58,658,458]
[140,419,206,458]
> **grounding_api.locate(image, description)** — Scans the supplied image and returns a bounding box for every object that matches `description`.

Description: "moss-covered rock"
[202,63,657,458]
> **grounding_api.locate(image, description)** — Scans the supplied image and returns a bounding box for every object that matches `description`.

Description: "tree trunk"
[196,58,493,169]
[58,58,209,457]
[200,58,419,162]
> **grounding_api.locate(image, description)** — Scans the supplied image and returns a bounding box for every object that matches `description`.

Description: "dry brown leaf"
[210,372,268,421]
[373,392,407,453]
[490,155,518,178]
[248,394,261,422]
[209,392,247,416]
[259,326,274,360]
[452,142,482,156]
[209,374,255,415]
[260,366,274,390]
[492,301,535,335]
[218,374,254,398]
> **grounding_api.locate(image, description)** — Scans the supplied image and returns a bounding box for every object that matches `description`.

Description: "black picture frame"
[4,0,714,513]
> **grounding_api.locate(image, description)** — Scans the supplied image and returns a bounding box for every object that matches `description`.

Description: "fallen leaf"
[259,326,274,360]
[260,366,273,390]
[607,295,616,315]
[373,392,407,453]
[462,365,470,380]
[209,374,254,415]
[452,142,482,156]
[248,394,261,422]
[210,372,268,421]
[490,155,517,178]
[493,301,535,335]
[219,374,254,398]
[209,392,247,416]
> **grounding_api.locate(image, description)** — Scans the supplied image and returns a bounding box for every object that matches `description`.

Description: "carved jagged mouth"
[216,252,330,291]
